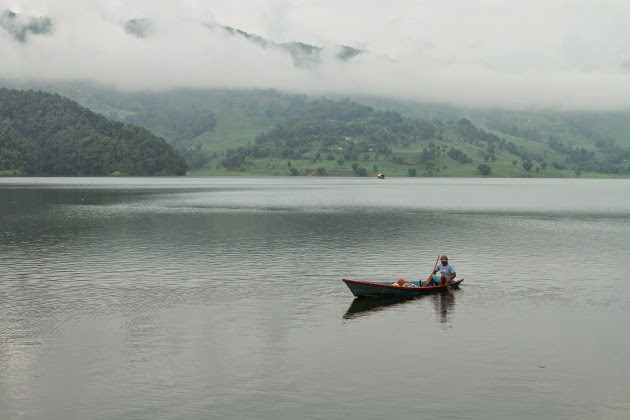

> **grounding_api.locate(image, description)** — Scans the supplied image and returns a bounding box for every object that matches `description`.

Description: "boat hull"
[342,278,464,298]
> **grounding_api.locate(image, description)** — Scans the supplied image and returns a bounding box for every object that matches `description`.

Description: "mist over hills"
[4,2,630,109]
[205,24,363,68]
[2,8,363,70]
[120,15,365,68]
[0,9,51,42]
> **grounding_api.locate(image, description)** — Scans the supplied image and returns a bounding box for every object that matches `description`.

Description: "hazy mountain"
[205,24,364,68]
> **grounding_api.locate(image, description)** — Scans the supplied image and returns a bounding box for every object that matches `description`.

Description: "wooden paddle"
[424,255,440,287]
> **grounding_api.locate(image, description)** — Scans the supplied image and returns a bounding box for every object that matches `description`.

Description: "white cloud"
[2,0,630,110]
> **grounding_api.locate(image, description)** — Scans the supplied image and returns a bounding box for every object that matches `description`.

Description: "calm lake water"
[1,177,629,420]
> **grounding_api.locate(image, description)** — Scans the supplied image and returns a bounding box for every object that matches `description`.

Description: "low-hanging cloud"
[2,0,630,110]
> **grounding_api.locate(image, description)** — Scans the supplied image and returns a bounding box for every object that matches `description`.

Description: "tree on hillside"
[477,163,492,175]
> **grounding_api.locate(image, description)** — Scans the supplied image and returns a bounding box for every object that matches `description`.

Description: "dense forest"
[220,98,436,171]
[0,88,187,176]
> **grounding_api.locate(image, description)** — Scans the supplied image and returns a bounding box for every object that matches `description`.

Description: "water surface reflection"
[343,296,418,319]
[343,290,458,322]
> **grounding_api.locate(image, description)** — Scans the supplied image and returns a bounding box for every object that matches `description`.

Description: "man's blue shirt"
[435,262,456,277]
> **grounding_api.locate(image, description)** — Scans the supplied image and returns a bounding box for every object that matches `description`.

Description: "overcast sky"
[2,0,630,110]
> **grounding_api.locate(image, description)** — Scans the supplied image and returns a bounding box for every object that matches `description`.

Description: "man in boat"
[423,255,456,287]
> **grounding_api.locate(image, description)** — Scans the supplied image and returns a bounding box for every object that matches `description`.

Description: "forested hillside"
[5,82,630,178]
[0,88,187,176]
[216,97,630,177]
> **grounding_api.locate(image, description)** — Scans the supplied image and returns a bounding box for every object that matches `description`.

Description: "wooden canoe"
[342,278,464,298]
